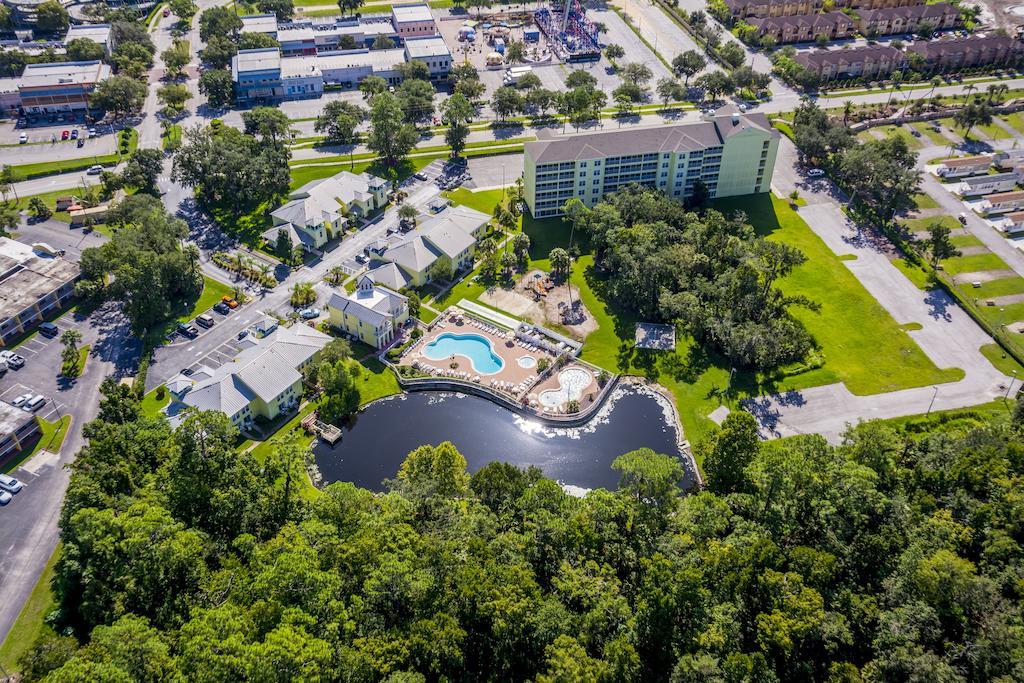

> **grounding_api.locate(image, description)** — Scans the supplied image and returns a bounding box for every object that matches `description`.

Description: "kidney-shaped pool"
[422,332,504,375]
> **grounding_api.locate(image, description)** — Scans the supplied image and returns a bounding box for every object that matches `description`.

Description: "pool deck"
[402,315,552,397]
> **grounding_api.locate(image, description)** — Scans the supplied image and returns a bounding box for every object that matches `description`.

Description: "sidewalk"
[741,137,1015,442]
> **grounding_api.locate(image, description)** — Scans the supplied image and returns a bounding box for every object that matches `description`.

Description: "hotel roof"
[328,277,407,328]
[0,238,79,321]
[391,3,434,24]
[314,48,406,72]
[19,60,110,89]
[525,114,775,164]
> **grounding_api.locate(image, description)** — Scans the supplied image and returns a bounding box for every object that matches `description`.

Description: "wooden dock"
[301,413,343,445]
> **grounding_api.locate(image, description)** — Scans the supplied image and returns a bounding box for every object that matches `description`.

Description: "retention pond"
[313,384,698,493]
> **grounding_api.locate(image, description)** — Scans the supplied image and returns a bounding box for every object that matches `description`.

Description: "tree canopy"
[567,186,816,369]
[24,377,1024,682]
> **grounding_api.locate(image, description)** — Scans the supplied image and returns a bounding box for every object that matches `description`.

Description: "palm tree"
[842,100,854,126]
[962,83,976,102]
[885,71,903,111]
[233,252,245,276]
[183,244,200,280]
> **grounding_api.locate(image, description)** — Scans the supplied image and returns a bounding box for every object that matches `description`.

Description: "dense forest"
[564,188,816,369]
[17,379,1024,682]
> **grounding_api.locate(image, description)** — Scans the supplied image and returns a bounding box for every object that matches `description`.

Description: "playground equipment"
[533,0,600,62]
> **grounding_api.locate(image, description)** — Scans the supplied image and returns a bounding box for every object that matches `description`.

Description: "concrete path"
[743,137,1016,442]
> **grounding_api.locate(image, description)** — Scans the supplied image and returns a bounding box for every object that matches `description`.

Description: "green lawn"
[941,252,1010,276]
[141,385,170,417]
[951,233,984,248]
[901,215,961,233]
[980,343,1024,376]
[2,416,71,474]
[0,545,60,673]
[977,301,1024,328]
[161,124,182,151]
[180,276,233,322]
[893,257,933,290]
[912,193,940,210]
[880,125,924,150]
[972,276,1024,299]
[61,344,90,378]
[910,121,951,147]
[1003,111,1024,134]
[445,187,507,215]
[975,120,1013,140]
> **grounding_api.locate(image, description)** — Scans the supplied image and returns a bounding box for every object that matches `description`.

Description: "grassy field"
[972,276,1024,299]
[1,415,71,474]
[910,121,951,147]
[951,233,984,248]
[0,545,60,673]
[445,187,507,215]
[180,276,233,323]
[141,385,170,417]
[912,192,940,210]
[61,344,90,378]
[980,343,1024,376]
[162,124,182,151]
[942,252,1011,276]
[975,120,1013,140]
[1003,111,1024,134]
[901,215,961,233]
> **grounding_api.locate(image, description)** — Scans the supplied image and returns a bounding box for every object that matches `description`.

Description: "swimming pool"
[517,355,537,369]
[539,367,593,408]
[423,333,504,375]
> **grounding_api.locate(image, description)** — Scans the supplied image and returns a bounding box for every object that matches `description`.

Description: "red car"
[60,130,69,140]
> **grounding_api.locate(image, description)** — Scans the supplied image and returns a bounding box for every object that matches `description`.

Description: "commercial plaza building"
[0,238,79,347]
[17,60,111,114]
[0,402,40,462]
[523,113,780,218]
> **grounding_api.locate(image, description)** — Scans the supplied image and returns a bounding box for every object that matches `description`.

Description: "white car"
[0,474,23,494]
[19,133,27,144]
[10,392,32,407]
[86,164,103,175]
[0,490,10,506]
[298,307,321,320]
[807,168,826,178]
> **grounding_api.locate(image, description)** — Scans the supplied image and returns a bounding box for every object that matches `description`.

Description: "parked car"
[70,129,78,139]
[959,213,968,224]
[195,314,215,329]
[60,130,69,140]
[177,323,198,338]
[0,474,24,494]
[213,302,230,314]
[0,351,24,369]
[221,296,239,309]
[414,172,428,181]
[355,254,368,264]
[298,307,320,320]
[807,168,825,178]
[23,395,46,412]
[181,367,194,376]
[38,322,59,337]
[237,329,249,340]
[11,393,32,407]
[19,133,27,144]
[88,127,97,137]
[0,490,11,506]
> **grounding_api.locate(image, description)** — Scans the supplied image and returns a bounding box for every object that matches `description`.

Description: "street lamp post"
[1004,370,1018,402]
[925,385,939,417]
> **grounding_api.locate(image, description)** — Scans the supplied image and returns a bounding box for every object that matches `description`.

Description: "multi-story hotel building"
[523,112,780,218]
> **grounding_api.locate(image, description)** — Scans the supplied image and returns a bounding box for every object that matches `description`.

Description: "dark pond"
[313,385,697,493]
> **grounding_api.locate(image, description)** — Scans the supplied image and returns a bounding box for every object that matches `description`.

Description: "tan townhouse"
[749,11,855,44]
[907,35,1024,71]
[794,45,906,80]
[857,3,959,36]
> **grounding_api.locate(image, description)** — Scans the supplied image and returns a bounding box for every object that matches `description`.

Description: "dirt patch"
[478,269,599,341]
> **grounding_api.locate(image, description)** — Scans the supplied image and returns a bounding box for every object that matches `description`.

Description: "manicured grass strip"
[1003,111,1024,134]
[0,544,60,673]
[61,344,90,378]
[893,257,933,290]
[3,129,137,180]
[878,125,923,150]
[902,215,961,232]
[912,192,940,210]
[910,121,951,147]
[972,276,1024,299]
[181,276,234,323]
[975,120,1012,140]
[445,187,507,215]
[2,415,71,474]
[950,233,983,248]
[162,124,182,151]
[941,252,1010,276]
[977,301,1024,328]
[141,385,170,418]
[980,343,1024,376]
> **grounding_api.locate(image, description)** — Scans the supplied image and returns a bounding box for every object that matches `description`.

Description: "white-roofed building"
[166,324,331,430]
[327,276,409,348]
[240,13,279,35]
[368,204,490,287]
[264,170,390,252]
[18,60,111,114]
[403,36,451,80]
[391,3,437,37]
[64,24,113,55]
